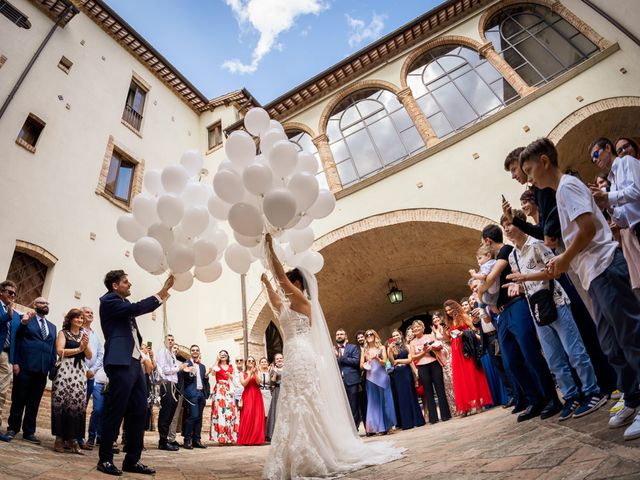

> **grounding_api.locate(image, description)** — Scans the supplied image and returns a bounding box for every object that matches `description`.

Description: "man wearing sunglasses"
[0,281,22,442]
[589,137,640,298]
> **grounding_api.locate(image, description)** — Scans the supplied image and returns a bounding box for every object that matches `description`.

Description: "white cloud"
[346,13,386,48]
[223,0,327,74]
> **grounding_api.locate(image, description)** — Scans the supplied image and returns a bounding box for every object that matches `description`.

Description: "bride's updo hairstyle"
[285,268,306,293]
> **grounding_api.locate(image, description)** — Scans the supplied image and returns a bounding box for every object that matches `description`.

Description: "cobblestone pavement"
[0,403,639,480]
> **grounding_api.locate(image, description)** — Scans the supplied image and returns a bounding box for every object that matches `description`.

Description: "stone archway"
[244,208,493,354]
[547,96,640,180]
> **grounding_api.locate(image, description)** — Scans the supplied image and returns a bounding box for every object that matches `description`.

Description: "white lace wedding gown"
[263,305,403,479]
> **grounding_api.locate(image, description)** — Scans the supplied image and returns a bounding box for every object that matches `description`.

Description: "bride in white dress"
[261,234,403,479]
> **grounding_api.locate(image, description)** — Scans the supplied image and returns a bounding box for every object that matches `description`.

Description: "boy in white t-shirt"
[520,137,640,441]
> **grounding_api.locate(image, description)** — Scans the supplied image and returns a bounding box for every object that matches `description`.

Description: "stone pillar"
[551,1,611,50]
[480,43,536,98]
[396,87,439,147]
[312,133,342,193]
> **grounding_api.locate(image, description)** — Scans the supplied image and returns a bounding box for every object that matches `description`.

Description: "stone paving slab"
[0,401,639,479]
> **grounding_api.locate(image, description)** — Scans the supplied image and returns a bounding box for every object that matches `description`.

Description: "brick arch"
[245,208,494,350]
[547,96,640,144]
[478,0,609,50]
[399,35,485,89]
[317,79,402,135]
[282,121,316,139]
[15,239,58,267]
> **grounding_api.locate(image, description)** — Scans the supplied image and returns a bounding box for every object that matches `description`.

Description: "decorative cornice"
[30,0,78,26]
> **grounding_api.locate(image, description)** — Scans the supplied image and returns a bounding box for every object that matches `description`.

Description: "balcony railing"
[122,104,143,131]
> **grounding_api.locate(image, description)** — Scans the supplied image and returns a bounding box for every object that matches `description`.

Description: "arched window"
[7,251,48,306]
[286,130,328,191]
[265,321,283,363]
[326,89,424,187]
[407,45,519,138]
[484,4,598,87]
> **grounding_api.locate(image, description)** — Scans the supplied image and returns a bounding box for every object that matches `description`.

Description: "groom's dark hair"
[286,268,305,293]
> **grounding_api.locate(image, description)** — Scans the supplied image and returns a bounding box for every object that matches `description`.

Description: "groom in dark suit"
[181,344,210,449]
[335,328,363,429]
[97,270,173,476]
[7,297,56,444]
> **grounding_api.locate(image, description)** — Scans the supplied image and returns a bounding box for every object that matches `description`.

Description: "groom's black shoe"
[193,441,207,449]
[122,462,155,475]
[97,461,122,476]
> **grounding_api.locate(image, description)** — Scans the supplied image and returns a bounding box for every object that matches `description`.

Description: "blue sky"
[103,0,444,104]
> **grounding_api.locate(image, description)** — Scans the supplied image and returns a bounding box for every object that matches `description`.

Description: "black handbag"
[49,355,62,381]
[513,251,557,326]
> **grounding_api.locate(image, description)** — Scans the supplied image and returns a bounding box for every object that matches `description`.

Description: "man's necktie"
[40,318,47,338]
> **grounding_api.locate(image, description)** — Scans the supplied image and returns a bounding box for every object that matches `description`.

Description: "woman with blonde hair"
[361,329,396,435]
[409,320,451,424]
[431,311,456,414]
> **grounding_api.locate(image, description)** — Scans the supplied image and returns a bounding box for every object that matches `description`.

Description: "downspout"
[580,0,640,49]
[0,1,79,121]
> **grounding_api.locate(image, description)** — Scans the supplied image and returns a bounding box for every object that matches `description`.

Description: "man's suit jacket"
[99,291,160,367]
[13,317,57,374]
[0,302,21,363]
[182,360,210,399]
[337,343,362,386]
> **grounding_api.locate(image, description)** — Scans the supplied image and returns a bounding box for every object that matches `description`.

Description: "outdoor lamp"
[387,279,403,304]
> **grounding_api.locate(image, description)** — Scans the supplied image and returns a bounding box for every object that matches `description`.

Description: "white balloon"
[294,214,313,230]
[281,244,294,263]
[244,107,271,136]
[181,206,209,237]
[147,223,174,251]
[173,271,194,292]
[143,169,164,196]
[213,169,245,204]
[132,193,159,228]
[288,172,319,212]
[263,188,297,228]
[243,163,273,196]
[193,239,218,267]
[172,225,194,246]
[227,202,263,238]
[117,214,146,243]
[181,182,210,207]
[301,250,324,274]
[180,149,204,177]
[269,119,285,133]
[269,140,298,178]
[157,194,185,228]
[234,231,261,248]
[289,227,315,253]
[225,130,256,169]
[209,229,228,253]
[288,252,304,268]
[161,164,190,194]
[272,241,286,262]
[224,243,252,274]
[133,236,164,273]
[217,160,236,173]
[167,243,195,274]
[250,243,264,260]
[260,128,287,157]
[194,261,223,283]
[306,189,336,219]
[150,258,168,276]
[297,152,318,175]
[207,193,231,220]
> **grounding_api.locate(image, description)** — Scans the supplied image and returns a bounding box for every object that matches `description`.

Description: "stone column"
[396,87,439,147]
[479,43,536,98]
[312,133,342,193]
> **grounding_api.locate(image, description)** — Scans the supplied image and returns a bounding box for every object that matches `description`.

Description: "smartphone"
[147,341,153,349]
[501,194,507,203]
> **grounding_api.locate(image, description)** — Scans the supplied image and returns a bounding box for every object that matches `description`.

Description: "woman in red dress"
[236,356,265,445]
[443,300,493,416]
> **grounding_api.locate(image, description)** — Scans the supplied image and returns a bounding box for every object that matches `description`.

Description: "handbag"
[49,354,62,381]
[513,250,557,326]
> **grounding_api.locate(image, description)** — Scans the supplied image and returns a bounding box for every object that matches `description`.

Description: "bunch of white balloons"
[116,150,228,292]
[213,107,334,276]
[115,107,335,291]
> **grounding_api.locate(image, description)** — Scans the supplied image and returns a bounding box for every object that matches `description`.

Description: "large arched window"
[286,130,328,191]
[326,89,424,187]
[484,4,598,87]
[407,45,519,139]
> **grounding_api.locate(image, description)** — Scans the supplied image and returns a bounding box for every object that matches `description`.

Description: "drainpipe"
[580,0,640,48]
[241,273,249,360]
[0,1,79,121]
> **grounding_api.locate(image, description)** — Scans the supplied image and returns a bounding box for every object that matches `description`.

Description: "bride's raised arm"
[261,273,282,312]
[265,233,311,317]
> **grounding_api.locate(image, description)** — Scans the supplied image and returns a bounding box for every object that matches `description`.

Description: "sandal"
[53,437,65,453]
[70,440,84,455]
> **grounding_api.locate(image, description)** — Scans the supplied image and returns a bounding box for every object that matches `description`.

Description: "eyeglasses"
[3,290,16,297]
[365,333,374,337]
[616,143,631,155]
[235,360,244,363]
[591,149,601,164]
[35,301,49,305]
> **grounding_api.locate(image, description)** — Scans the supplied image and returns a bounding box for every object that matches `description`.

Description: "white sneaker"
[610,398,625,416]
[623,415,640,440]
[609,406,636,428]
